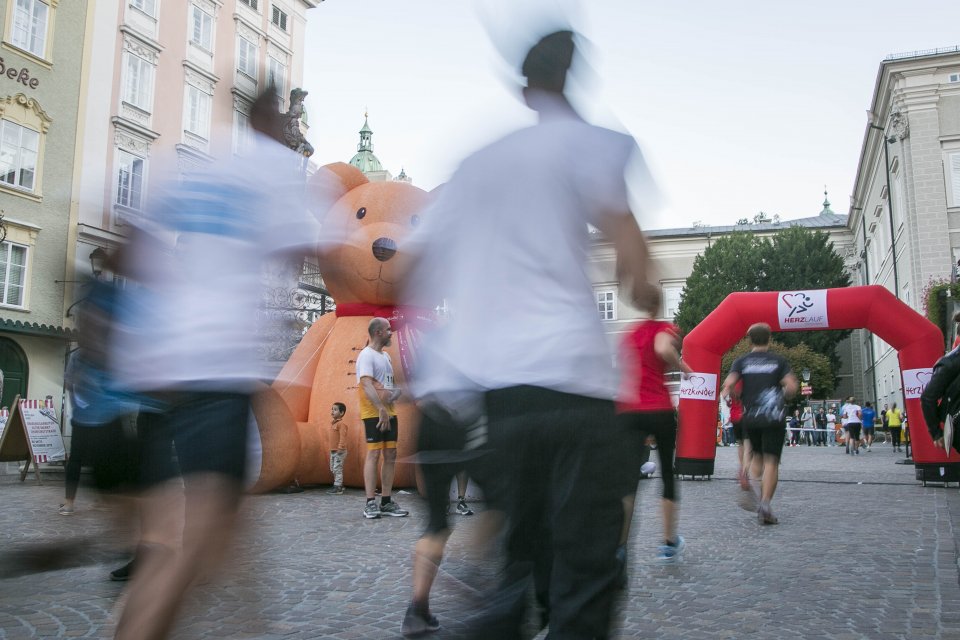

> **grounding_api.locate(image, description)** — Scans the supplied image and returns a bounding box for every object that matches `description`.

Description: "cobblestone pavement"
[1,443,959,639]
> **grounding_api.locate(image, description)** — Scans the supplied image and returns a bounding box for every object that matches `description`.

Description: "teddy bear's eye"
[356,207,367,219]
[410,215,420,227]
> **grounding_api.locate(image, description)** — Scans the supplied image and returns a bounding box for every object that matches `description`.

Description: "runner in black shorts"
[364,415,399,448]
[722,323,798,525]
[401,397,502,637]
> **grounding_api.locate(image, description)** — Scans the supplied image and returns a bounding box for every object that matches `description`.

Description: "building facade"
[848,47,960,410]
[0,0,90,411]
[69,0,319,286]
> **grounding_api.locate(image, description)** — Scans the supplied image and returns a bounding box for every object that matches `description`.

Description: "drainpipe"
[869,123,900,300]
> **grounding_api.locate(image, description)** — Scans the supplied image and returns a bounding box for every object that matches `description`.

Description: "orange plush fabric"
[255,164,431,491]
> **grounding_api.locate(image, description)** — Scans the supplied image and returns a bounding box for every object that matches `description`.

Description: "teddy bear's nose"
[372,237,397,262]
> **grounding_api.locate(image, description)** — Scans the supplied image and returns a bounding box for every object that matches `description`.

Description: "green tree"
[759,226,852,370]
[674,225,852,382]
[673,232,766,335]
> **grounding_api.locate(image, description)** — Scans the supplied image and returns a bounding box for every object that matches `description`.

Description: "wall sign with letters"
[0,57,40,89]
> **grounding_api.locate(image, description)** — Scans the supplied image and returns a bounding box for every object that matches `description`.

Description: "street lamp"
[800,367,813,411]
[88,247,108,280]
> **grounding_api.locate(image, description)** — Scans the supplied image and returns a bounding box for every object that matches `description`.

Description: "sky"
[301,0,960,231]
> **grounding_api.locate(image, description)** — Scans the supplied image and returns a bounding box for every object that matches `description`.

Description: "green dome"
[349,150,384,173]
[348,113,384,174]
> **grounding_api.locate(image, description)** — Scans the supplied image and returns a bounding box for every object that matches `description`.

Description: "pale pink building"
[68,0,319,278]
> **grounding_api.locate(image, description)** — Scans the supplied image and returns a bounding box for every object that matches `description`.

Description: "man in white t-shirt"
[826,407,838,446]
[356,317,408,519]
[404,29,654,640]
[840,397,863,455]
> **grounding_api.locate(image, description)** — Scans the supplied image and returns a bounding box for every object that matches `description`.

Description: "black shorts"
[846,423,862,441]
[364,415,399,449]
[416,405,494,535]
[70,419,139,493]
[139,392,250,487]
[743,418,786,459]
[862,426,875,437]
[617,410,678,501]
[732,420,744,442]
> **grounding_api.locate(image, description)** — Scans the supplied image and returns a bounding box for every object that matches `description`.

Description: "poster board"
[0,396,64,483]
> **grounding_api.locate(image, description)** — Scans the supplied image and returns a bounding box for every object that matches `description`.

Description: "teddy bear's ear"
[307,162,369,221]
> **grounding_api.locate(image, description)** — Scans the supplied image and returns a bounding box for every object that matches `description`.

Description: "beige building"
[848,46,960,409]
[69,0,319,287]
[0,0,90,411]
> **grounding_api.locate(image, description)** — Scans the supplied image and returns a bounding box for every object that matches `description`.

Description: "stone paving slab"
[1,444,958,639]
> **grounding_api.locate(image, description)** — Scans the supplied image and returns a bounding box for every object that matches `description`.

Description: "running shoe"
[380,501,409,517]
[656,535,686,563]
[758,505,779,525]
[326,485,345,495]
[109,560,134,582]
[455,499,474,516]
[58,504,74,516]
[363,501,381,519]
[401,604,440,637]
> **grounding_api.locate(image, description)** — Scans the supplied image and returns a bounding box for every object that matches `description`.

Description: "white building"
[848,46,960,409]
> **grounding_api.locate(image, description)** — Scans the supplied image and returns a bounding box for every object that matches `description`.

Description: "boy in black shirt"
[722,323,798,524]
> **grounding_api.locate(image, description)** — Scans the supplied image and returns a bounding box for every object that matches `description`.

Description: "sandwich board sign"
[0,395,65,483]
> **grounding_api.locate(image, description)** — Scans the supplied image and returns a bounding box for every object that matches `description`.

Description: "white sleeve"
[355,349,374,383]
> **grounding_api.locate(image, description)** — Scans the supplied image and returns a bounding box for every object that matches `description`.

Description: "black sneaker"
[110,560,134,582]
[380,501,409,517]
[326,485,344,495]
[401,604,440,637]
[456,499,474,516]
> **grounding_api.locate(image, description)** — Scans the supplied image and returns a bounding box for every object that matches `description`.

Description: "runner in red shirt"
[724,382,751,490]
[616,286,692,564]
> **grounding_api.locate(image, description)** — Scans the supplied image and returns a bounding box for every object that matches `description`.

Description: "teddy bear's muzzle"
[372,237,397,262]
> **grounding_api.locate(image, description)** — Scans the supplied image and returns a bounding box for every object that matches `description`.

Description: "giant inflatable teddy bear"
[248,163,430,492]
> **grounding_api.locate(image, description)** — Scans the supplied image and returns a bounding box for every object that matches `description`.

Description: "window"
[237,36,258,78]
[130,0,156,16]
[596,289,616,321]
[950,73,960,83]
[233,110,252,155]
[0,241,27,307]
[0,120,39,191]
[116,150,146,210]
[190,4,213,51]
[123,53,155,111]
[267,57,286,98]
[240,0,259,9]
[11,0,49,58]
[184,85,211,139]
[948,151,960,207]
[271,5,288,31]
[663,285,683,320]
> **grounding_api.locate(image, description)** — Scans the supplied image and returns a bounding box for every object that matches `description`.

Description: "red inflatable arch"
[676,285,955,483]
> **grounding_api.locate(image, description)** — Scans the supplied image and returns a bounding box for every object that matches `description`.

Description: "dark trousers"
[65,418,136,500]
[469,386,625,640]
[890,427,902,447]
